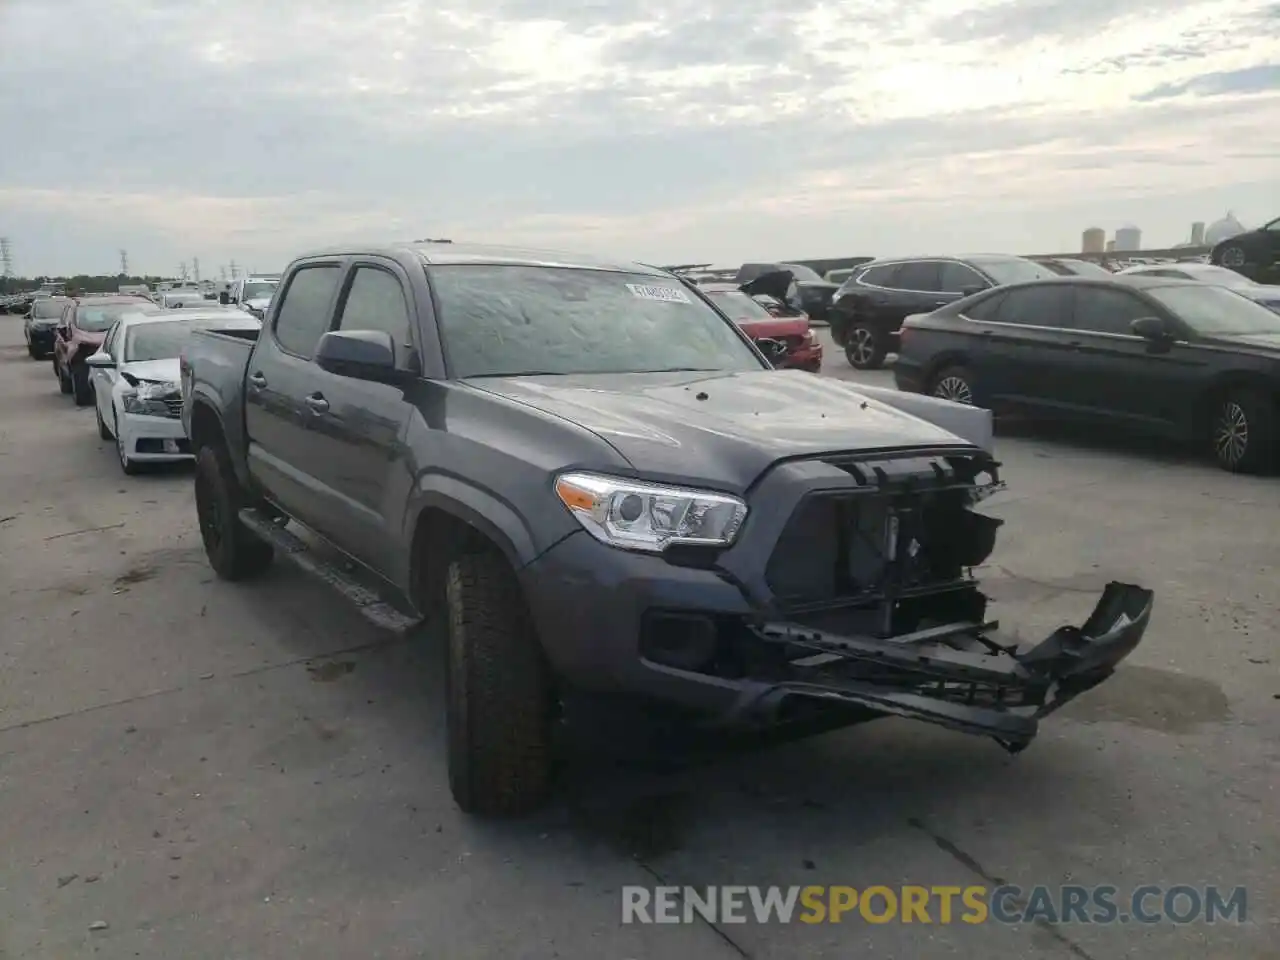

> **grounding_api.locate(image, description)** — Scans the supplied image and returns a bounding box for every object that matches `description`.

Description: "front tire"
[56,359,71,394]
[96,403,112,440]
[845,324,887,370]
[193,444,274,579]
[1210,389,1274,474]
[930,364,976,406]
[445,548,553,817]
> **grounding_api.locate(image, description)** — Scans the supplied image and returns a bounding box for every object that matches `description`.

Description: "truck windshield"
[123,319,206,362]
[703,289,776,320]
[77,303,154,333]
[429,265,766,378]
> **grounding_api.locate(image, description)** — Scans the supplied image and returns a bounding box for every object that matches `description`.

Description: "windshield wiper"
[465,371,571,378]
[635,367,721,373]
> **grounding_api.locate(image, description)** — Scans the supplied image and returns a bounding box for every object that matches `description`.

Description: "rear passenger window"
[993,286,1070,327]
[894,260,941,291]
[961,292,1006,321]
[858,264,901,287]
[273,265,342,358]
[337,267,413,362]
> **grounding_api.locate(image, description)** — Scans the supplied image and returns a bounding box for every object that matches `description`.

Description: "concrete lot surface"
[0,320,1276,959]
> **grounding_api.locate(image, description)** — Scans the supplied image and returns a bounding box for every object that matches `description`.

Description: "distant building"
[1190,222,1206,246]
[1115,225,1142,251]
[1105,239,1116,252]
[1082,227,1106,254]
[1205,212,1246,246]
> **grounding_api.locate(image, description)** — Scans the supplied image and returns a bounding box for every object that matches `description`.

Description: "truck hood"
[466,370,977,491]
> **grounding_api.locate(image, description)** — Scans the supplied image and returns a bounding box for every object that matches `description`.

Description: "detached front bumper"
[722,582,1151,751]
[523,530,1152,752]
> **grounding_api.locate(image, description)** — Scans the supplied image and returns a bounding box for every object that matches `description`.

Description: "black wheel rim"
[1213,401,1248,466]
[1220,247,1245,268]
[847,328,874,366]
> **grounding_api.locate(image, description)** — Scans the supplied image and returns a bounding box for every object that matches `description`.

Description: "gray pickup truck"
[180,241,1153,817]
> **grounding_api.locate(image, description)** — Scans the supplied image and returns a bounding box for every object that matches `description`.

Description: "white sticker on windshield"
[626,283,691,304]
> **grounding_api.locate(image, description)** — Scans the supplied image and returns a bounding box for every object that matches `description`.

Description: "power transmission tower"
[0,238,12,278]
[179,261,189,282]
[192,257,201,282]
[119,249,129,275]
[229,259,239,279]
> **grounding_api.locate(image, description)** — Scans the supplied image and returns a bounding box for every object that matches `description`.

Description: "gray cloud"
[1135,64,1280,100]
[2,0,1278,275]
[931,0,1189,46]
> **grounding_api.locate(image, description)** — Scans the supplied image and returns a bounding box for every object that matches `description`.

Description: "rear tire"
[1215,244,1247,269]
[71,364,92,406]
[845,324,887,370]
[930,364,976,406]
[193,444,274,579]
[445,548,553,817]
[1209,388,1274,474]
[27,342,39,359]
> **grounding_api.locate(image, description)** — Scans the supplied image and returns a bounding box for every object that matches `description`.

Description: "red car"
[53,296,155,405]
[699,282,823,371]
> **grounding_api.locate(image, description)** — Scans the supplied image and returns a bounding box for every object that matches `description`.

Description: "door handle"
[304,394,329,415]
[932,299,950,306]
[248,372,267,388]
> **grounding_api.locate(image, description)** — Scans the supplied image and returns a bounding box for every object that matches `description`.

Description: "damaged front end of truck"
[652,448,1153,752]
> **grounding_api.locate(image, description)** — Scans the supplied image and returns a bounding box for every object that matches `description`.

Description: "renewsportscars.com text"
[622,884,1247,926]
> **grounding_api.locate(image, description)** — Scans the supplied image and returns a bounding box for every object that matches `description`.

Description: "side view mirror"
[314,329,407,385]
[86,352,115,368]
[755,337,788,364]
[1131,316,1171,340]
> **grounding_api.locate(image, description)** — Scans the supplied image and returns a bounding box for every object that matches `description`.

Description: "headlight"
[554,471,747,553]
[122,380,179,416]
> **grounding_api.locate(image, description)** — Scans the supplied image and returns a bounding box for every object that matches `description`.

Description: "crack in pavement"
[908,817,1101,960]
[0,635,403,737]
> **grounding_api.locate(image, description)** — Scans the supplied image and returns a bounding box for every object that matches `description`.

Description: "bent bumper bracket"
[734,581,1153,751]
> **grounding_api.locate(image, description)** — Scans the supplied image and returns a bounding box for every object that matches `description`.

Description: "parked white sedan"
[86,310,259,474]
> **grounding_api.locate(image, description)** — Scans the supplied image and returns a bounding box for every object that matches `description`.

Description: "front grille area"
[764,453,1002,637]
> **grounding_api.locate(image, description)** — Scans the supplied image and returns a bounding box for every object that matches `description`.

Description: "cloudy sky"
[1,0,1277,277]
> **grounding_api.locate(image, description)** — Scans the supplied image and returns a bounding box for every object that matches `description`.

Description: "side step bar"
[238,508,422,635]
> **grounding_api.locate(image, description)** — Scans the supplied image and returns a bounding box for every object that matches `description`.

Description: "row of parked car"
[20,290,270,474]
[676,249,1280,473]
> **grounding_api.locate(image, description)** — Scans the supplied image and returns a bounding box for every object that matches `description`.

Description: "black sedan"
[23,296,70,359]
[893,275,1280,473]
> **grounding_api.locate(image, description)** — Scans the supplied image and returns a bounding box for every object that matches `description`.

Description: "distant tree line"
[0,274,177,296]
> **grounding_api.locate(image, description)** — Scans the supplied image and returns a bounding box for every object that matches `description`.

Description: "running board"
[238,508,422,635]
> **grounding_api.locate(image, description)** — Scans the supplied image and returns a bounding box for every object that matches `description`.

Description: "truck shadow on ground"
[220,561,1132,868]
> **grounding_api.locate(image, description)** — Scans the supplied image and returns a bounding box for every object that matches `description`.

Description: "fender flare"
[403,473,540,576]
